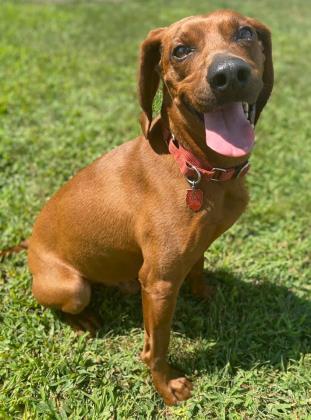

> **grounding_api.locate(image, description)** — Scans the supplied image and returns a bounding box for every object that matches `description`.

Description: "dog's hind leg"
[29,249,100,335]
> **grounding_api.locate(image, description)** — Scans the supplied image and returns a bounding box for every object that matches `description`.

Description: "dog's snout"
[208,56,251,93]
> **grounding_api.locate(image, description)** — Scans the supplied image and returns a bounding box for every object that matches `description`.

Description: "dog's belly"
[72,249,143,286]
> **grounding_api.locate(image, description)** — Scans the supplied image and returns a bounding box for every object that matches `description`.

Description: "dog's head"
[138,10,273,160]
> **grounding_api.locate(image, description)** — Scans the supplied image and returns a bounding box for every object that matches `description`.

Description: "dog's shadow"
[88,269,310,374]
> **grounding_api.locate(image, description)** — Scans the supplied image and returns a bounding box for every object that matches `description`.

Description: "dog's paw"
[152,366,193,405]
[61,309,101,337]
[164,376,193,405]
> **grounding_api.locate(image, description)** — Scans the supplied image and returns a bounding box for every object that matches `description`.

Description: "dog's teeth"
[249,104,256,125]
[242,102,249,119]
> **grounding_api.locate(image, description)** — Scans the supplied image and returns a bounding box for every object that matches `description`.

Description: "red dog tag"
[186,188,203,212]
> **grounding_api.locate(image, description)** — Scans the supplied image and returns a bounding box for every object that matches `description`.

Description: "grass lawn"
[0,0,310,418]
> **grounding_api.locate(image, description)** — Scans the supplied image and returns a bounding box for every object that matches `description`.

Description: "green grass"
[0,0,310,418]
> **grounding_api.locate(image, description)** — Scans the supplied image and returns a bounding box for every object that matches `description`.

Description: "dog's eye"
[237,26,254,41]
[172,45,193,60]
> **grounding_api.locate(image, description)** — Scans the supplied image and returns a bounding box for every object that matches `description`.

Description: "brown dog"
[27,10,273,404]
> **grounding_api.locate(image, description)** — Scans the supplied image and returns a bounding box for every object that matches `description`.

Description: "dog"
[25,10,273,405]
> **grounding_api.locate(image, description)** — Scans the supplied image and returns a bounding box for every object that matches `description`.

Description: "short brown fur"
[28,10,273,404]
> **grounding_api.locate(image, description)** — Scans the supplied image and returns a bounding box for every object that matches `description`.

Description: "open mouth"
[183,99,256,158]
[204,102,256,157]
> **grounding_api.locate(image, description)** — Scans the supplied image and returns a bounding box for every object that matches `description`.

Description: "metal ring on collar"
[236,161,250,178]
[211,167,227,182]
[186,164,201,188]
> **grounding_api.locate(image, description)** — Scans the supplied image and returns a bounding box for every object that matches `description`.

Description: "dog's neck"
[160,88,251,169]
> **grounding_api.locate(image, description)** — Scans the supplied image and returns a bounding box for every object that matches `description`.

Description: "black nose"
[208,55,251,93]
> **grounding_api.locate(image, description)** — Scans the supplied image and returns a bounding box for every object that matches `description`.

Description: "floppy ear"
[248,18,274,124]
[138,28,165,138]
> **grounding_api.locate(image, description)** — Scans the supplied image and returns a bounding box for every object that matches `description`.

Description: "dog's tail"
[0,239,29,259]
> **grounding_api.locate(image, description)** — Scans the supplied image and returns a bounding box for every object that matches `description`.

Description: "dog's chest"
[194,183,249,244]
[210,185,247,222]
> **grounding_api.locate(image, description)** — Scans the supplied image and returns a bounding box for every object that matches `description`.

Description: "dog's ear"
[248,18,274,124]
[138,28,165,138]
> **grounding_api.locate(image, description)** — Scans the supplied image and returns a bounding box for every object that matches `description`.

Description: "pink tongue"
[204,103,255,157]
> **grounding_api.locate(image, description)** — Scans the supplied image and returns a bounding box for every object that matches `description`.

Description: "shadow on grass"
[67,269,310,374]
[174,270,311,374]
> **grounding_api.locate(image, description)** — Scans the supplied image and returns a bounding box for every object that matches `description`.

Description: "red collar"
[168,135,250,182]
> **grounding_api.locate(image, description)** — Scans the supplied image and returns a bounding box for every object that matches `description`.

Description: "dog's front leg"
[187,255,216,300]
[139,264,192,405]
